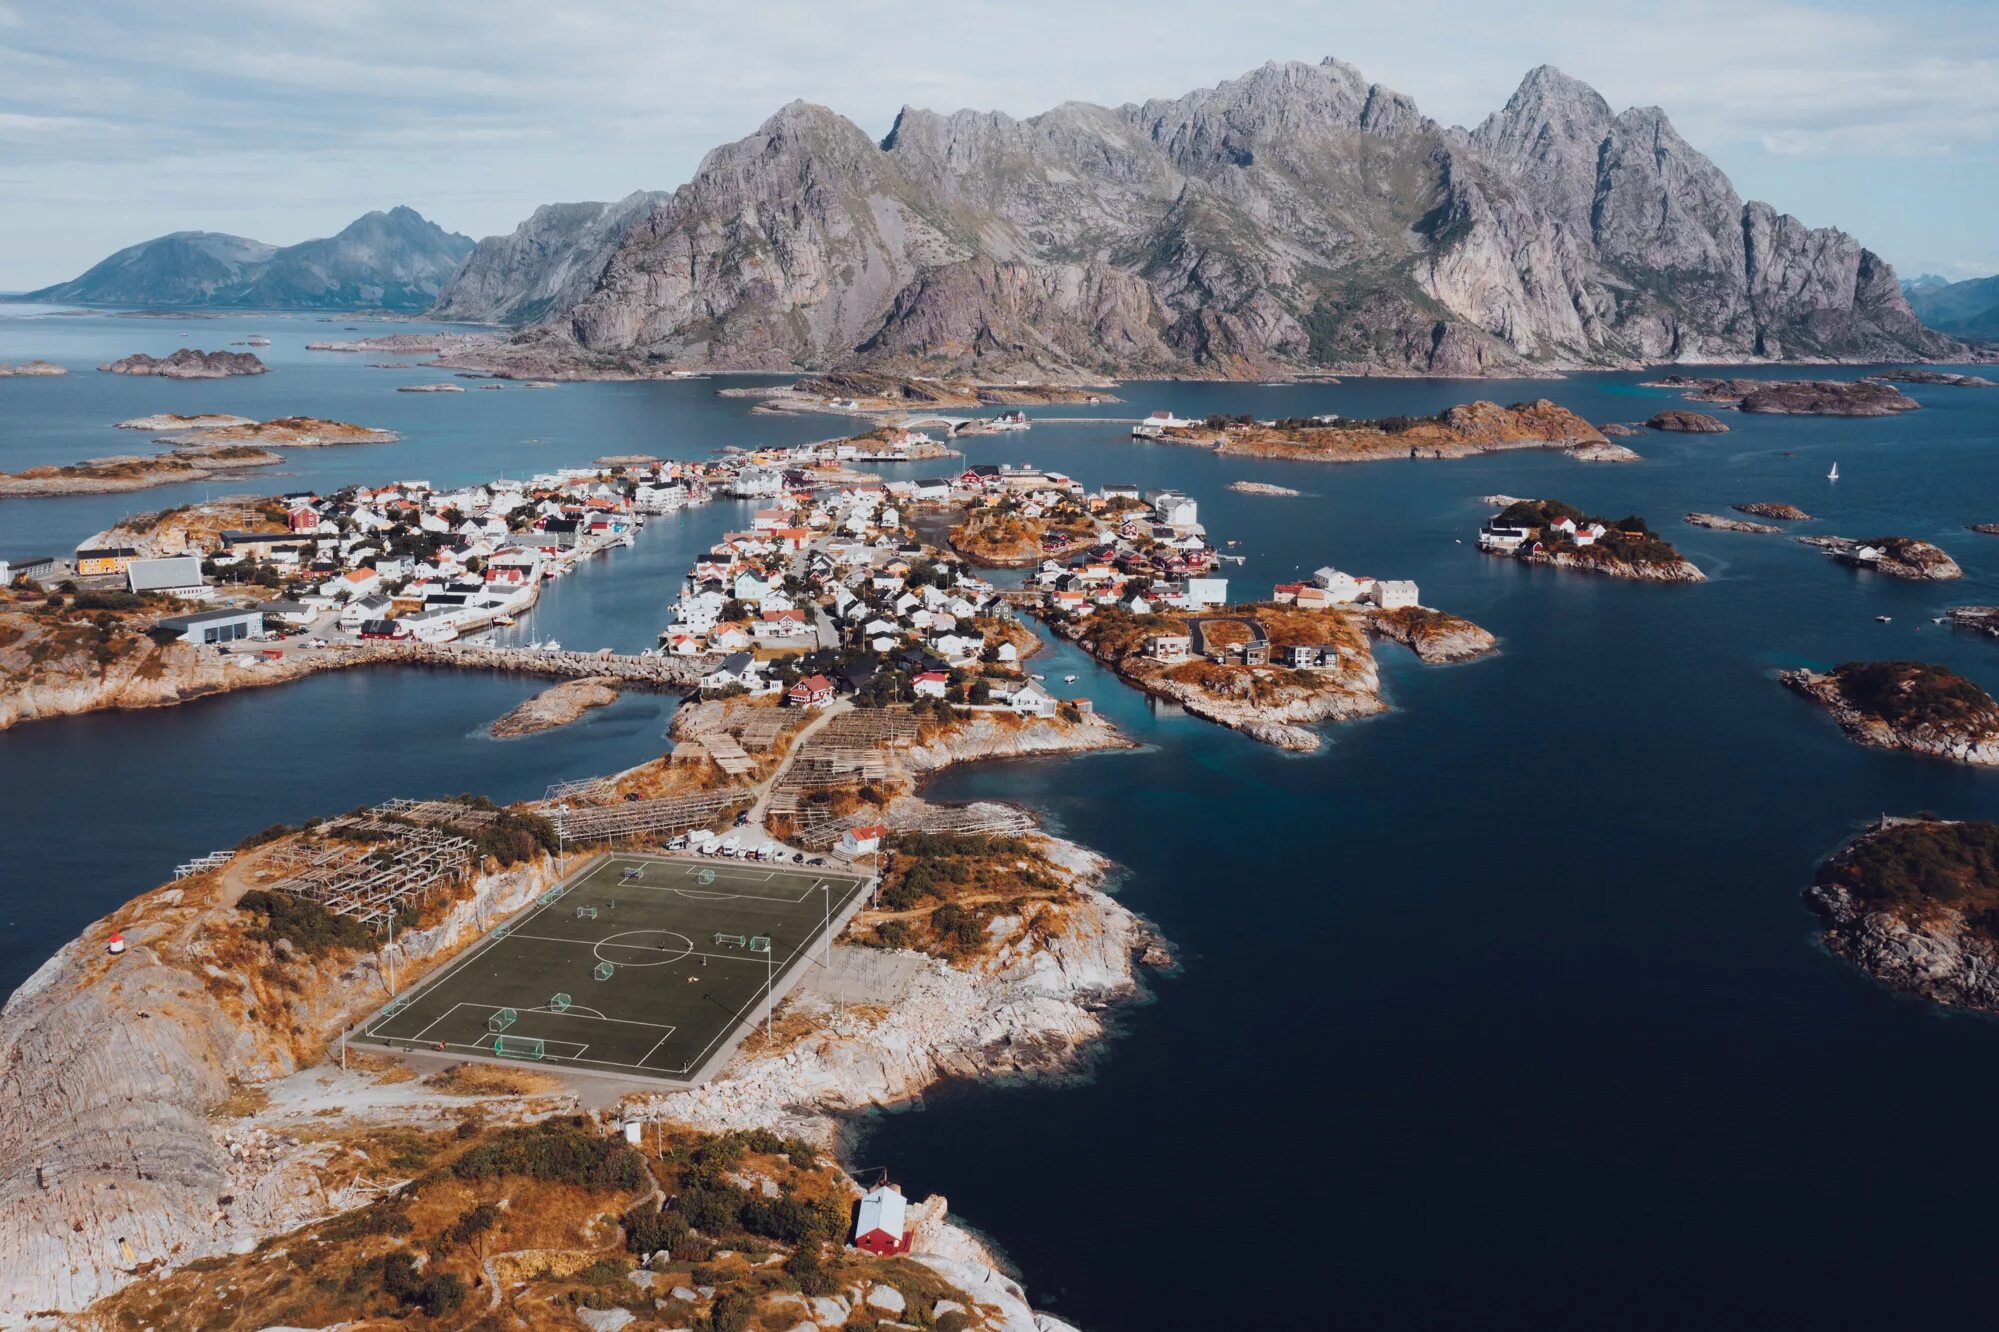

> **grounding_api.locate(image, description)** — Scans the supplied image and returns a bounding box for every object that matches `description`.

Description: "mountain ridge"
[434,57,1960,377]
[24,207,474,312]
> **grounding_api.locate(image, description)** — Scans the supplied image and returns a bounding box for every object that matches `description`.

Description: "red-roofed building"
[788,674,836,708]
[839,825,887,859]
[852,1184,911,1254]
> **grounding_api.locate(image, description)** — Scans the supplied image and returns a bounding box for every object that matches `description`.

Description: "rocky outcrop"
[487,676,622,737]
[1365,606,1499,662]
[1648,409,1728,432]
[1686,512,1782,534]
[97,348,267,378]
[1735,502,1812,521]
[1807,820,1999,1015]
[1948,606,1999,642]
[0,360,66,376]
[1798,535,1962,579]
[0,445,285,496]
[443,59,1956,378]
[1167,398,1618,463]
[430,193,668,324]
[0,850,560,1320]
[28,207,473,311]
[1647,375,1919,415]
[1868,369,1994,387]
[1780,663,1999,764]
[1229,480,1304,496]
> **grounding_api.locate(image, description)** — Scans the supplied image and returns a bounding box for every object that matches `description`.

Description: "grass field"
[353,853,873,1082]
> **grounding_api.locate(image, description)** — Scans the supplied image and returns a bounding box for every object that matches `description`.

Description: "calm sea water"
[5,306,1999,1329]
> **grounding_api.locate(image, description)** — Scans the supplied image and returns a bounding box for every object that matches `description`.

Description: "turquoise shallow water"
[4,306,1998,1328]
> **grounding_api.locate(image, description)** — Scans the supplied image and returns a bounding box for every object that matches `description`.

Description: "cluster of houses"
[1023,485,1232,617]
[1273,566,1419,610]
[1477,511,1607,554]
[669,466,1069,716]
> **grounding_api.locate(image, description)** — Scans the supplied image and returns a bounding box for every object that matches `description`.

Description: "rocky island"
[1478,498,1705,581]
[1058,603,1387,750]
[1647,409,1729,433]
[98,347,269,378]
[0,417,395,496]
[1867,369,1994,388]
[1686,512,1782,533]
[1153,400,1631,464]
[1798,535,1962,580]
[1969,523,1999,536]
[1780,661,1999,764]
[0,675,1156,1327]
[488,676,623,737]
[1229,480,1305,497]
[746,369,1118,414]
[1807,818,1999,1014]
[0,359,66,376]
[1946,607,1999,643]
[1736,502,1812,521]
[1644,375,1918,416]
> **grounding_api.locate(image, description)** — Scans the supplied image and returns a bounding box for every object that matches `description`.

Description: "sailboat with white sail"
[1828,461,1839,481]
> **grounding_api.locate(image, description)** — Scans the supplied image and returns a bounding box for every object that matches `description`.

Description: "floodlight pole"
[386,914,398,996]
[764,945,774,1042]
[822,883,831,967]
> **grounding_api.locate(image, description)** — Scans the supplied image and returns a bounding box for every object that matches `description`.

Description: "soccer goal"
[594,961,615,981]
[538,885,565,905]
[622,866,644,882]
[576,906,598,919]
[549,992,572,1013]
[748,936,772,954]
[696,868,717,885]
[493,1034,545,1060]
[488,1008,518,1033]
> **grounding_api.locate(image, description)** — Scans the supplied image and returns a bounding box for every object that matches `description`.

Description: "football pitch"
[352,853,873,1083]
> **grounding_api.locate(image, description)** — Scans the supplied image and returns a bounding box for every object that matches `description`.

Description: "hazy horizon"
[3,0,1994,291]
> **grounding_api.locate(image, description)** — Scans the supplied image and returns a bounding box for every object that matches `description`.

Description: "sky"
[1,0,1995,289]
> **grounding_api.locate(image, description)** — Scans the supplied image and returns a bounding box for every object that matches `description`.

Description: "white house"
[1370,580,1419,610]
[1311,567,1366,603]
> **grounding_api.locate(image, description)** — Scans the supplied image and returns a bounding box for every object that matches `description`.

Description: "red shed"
[853,1185,911,1255]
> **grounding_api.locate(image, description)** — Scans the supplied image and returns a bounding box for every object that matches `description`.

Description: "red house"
[852,1185,912,1255]
[788,674,835,708]
[286,504,319,532]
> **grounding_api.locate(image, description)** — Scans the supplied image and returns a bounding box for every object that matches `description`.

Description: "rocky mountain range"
[1903,272,1999,340]
[432,59,1960,378]
[23,207,473,311]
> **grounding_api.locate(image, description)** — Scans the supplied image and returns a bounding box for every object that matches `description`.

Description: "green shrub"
[471,810,561,868]
[236,889,373,957]
[451,1119,649,1192]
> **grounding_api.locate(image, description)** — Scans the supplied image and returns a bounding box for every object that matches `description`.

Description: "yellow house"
[74,546,139,577]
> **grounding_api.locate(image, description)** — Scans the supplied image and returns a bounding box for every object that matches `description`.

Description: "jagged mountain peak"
[459,56,1958,374]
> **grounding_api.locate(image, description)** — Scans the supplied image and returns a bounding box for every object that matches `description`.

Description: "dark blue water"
[5,303,1999,1328]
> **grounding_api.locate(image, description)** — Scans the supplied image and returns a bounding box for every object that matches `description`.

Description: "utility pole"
[386,914,397,996]
[764,944,774,1042]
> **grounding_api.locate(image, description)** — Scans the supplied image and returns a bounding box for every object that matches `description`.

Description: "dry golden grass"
[423,1062,568,1097]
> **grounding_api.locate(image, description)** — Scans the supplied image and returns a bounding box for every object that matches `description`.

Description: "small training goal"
[493,1034,545,1060]
[487,1008,518,1033]
[593,961,615,981]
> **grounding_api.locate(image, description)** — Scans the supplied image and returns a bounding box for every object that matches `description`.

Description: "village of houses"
[6,415,1433,729]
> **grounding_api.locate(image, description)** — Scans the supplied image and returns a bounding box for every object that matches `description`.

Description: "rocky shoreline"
[98,348,267,378]
[1159,399,1630,464]
[1780,663,1999,765]
[0,359,66,376]
[487,676,623,737]
[1365,606,1500,662]
[0,690,1157,1324]
[1686,512,1782,534]
[1806,819,1999,1016]
[1798,535,1963,579]
[1643,375,1919,416]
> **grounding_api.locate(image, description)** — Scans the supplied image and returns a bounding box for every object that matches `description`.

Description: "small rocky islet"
[1808,818,1999,1016]
[1798,534,1962,579]
[97,347,268,378]
[1780,660,1999,765]
[1480,498,1704,581]
[1642,375,1920,416]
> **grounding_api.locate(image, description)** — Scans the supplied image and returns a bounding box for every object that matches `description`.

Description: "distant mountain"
[24,207,474,311]
[430,192,668,324]
[447,59,1957,377]
[1903,273,1999,339]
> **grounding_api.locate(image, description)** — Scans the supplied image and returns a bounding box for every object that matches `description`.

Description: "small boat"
[494,614,516,627]
[1828,461,1840,481]
[1063,674,1078,683]
[1031,673,1046,680]
[1876,615,1892,623]
[1933,617,1947,625]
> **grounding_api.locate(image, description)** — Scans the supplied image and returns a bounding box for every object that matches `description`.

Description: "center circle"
[592,929,694,967]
